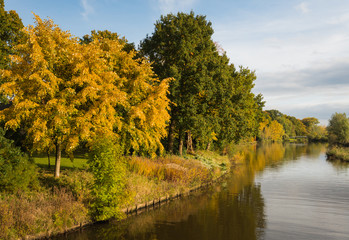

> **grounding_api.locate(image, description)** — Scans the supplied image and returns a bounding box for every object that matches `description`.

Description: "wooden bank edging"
[25,171,229,240]
[122,171,228,216]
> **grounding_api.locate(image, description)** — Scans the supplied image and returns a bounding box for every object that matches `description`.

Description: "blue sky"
[5,0,349,125]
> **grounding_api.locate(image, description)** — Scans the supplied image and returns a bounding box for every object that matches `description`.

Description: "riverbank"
[0,150,239,239]
[326,146,349,162]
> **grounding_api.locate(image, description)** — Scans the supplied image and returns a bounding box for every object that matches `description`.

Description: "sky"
[5,0,349,125]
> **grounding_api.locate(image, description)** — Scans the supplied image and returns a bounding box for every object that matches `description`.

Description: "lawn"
[32,153,88,170]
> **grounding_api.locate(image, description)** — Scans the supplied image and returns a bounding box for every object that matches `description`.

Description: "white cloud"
[81,0,95,20]
[296,2,310,14]
[156,0,197,14]
[211,0,349,122]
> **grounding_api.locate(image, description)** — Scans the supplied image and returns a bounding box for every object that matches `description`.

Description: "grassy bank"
[0,150,232,239]
[326,146,349,162]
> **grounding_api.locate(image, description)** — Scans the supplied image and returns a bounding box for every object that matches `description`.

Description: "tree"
[140,11,219,154]
[286,115,307,136]
[0,15,170,177]
[302,117,319,132]
[216,65,262,146]
[82,30,171,157]
[0,0,24,104]
[141,11,263,153]
[269,120,285,142]
[0,0,24,70]
[327,113,349,145]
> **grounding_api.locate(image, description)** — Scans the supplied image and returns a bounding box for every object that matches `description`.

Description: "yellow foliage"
[0,14,171,157]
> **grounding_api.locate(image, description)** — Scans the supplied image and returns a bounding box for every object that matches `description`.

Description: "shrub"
[88,138,129,221]
[0,128,39,193]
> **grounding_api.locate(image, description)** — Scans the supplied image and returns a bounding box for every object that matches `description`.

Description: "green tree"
[0,0,24,70]
[216,65,262,146]
[327,113,349,145]
[140,11,219,154]
[141,11,262,153]
[0,0,24,104]
[286,115,307,136]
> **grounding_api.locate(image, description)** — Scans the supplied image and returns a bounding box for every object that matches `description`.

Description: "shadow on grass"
[33,152,88,171]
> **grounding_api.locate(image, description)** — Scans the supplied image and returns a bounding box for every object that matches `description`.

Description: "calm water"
[56,143,349,240]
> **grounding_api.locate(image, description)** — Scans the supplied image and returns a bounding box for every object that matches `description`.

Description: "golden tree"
[91,34,171,156]
[269,120,285,142]
[0,15,170,177]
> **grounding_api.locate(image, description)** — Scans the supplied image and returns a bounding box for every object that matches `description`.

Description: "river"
[55,143,349,240]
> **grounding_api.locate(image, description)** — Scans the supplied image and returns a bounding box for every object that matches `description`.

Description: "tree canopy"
[0,15,170,177]
[140,11,263,153]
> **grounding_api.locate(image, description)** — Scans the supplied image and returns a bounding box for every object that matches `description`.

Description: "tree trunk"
[186,130,194,154]
[55,142,61,178]
[206,141,211,151]
[167,119,175,154]
[179,130,183,156]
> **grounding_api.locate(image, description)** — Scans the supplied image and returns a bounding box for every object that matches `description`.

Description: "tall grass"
[129,155,210,185]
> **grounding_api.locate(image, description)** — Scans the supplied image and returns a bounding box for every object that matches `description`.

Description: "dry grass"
[129,155,211,185]
[0,188,89,239]
[126,151,230,207]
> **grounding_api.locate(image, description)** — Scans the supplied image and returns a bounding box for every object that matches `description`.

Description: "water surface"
[57,143,349,240]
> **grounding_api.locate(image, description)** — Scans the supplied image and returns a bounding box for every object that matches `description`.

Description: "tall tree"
[0,0,24,104]
[0,15,170,177]
[140,11,219,154]
[141,11,263,153]
[0,0,24,70]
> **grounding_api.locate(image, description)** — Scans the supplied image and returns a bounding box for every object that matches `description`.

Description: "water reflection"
[57,143,349,240]
[327,157,349,173]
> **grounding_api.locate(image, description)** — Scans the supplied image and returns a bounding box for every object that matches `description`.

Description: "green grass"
[32,153,88,170]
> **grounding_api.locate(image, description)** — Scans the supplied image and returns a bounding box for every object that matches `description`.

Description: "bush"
[0,128,39,193]
[88,138,129,221]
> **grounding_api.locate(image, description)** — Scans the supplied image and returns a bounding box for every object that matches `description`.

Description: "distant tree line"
[258,110,327,142]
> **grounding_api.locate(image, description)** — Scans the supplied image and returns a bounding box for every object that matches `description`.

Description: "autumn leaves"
[0,15,171,177]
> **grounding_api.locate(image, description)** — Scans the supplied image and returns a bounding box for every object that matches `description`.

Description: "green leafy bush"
[88,138,129,221]
[0,128,38,193]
